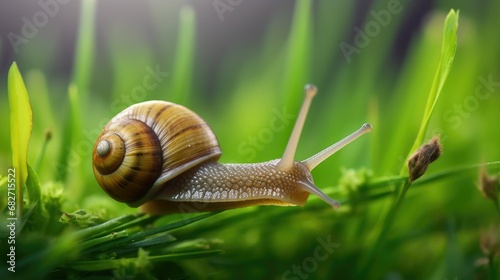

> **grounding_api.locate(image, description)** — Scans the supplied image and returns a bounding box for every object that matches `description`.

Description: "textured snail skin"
[140,160,312,214]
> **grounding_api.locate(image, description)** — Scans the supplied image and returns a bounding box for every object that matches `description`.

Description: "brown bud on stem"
[45,128,52,141]
[407,136,442,182]
[477,168,499,202]
[480,224,500,258]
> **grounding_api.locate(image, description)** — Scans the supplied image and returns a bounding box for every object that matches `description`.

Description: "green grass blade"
[0,175,6,187]
[68,84,83,185]
[59,85,82,177]
[82,211,221,255]
[282,0,312,106]
[55,85,80,182]
[25,163,41,210]
[26,70,57,175]
[80,230,129,251]
[17,200,38,233]
[8,62,33,219]
[412,160,500,187]
[169,6,195,104]
[54,125,70,181]
[121,233,176,250]
[33,130,51,173]
[406,9,459,165]
[67,250,224,271]
[74,213,150,240]
[72,0,97,104]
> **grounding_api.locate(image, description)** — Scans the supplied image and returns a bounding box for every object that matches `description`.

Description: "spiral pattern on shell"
[92,101,222,206]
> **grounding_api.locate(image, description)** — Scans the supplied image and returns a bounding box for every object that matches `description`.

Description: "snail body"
[141,160,313,214]
[93,85,372,214]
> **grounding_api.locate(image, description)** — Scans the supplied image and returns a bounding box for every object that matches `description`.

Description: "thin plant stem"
[488,254,497,280]
[33,130,51,173]
[493,200,500,221]
[360,180,412,272]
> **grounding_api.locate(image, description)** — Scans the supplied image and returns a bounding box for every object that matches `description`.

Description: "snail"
[92,84,372,214]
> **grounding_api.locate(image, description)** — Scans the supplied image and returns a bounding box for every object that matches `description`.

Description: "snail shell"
[92,101,222,207]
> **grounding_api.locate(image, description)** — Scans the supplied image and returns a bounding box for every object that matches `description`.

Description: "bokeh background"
[1,0,499,279]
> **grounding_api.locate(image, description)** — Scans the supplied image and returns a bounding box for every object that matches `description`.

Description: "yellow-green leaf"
[8,62,33,219]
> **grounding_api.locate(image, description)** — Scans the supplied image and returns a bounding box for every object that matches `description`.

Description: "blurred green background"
[1,0,499,279]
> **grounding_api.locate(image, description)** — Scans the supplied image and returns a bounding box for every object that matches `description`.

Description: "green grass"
[72,0,97,107]
[1,1,500,279]
[169,6,196,105]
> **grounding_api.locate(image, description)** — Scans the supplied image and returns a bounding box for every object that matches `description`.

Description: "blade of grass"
[74,213,150,240]
[282,0,312,106]
[82,211,221,255]
[360,10,460,274]
[55,85,80,182]
[413,161,500,187]
[361,175,409,190]
[68,84,83,183]
[17,200,38,234]
[325,161,500,206]
[66,250,224,271]
[393,9,459,226]
[161,238,216,254]
[72,0,96,105]
[404,10,459,172]
[360,160,500,191]
[8,62,33,220]
[26,71,56,175]
[33,129,51,173]
[24,164,42,229]
[121,233,176,250]
[80,230,129,251]
[169,6,194,104]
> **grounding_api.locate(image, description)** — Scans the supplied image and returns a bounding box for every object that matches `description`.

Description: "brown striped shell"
[92,101,222,207]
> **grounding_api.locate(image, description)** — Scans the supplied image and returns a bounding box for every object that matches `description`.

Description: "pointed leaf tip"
[8,62,33,218]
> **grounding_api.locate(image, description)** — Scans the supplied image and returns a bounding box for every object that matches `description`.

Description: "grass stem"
[33,129,51,173]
